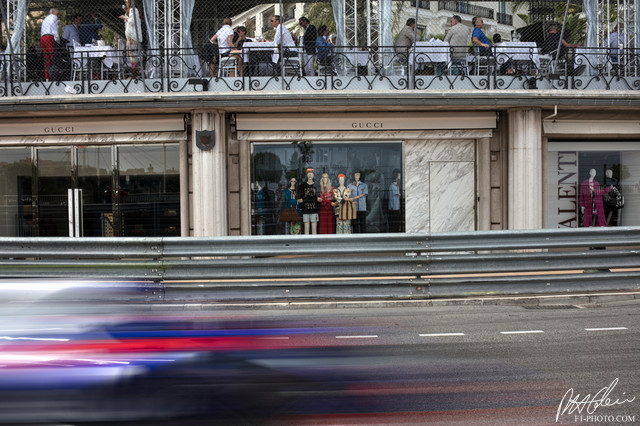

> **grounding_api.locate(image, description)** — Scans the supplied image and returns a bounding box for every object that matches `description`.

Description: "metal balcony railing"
[0,45,638,96]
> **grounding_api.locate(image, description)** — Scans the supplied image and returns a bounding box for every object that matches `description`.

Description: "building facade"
[1,90,637,238]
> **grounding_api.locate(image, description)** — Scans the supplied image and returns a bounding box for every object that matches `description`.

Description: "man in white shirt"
[270,15,297,74]
[63,14,82,48]
[40,8,60,81]
[271,15,296,50]
[211,18,234,55]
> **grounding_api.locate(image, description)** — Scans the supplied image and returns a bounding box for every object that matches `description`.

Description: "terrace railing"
[1,45,639,97]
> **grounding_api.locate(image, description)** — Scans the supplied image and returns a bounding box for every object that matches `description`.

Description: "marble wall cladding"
[405,139,476,233]
[430,161,476,232]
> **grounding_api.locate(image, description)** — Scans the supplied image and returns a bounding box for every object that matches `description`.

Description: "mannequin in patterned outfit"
[297,168,321,234]
[333,173,352,234]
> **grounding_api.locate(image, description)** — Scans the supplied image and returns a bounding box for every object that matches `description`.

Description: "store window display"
[250,142,403,235]
[547,146,637,229]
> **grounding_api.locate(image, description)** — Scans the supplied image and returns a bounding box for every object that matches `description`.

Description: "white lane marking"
[258,336,290,340]
[335,335,378,339]
[419,333,465,337]
[585,327,628,331]
[500,330,545,335]
[0,336,70,341]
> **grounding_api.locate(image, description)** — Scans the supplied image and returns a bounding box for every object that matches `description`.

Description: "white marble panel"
[430,161,476,233]
[405,139,476,233]
[405,153,430,233]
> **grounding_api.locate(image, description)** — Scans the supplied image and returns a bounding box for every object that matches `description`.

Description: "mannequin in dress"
[579,168,612,227]
[333,173,352,234]
[319,173,335,234]
[280,176,302,234]
[388,170,402,232]
[297,168,320,234]
[603,168,622,226]
[348,171,368,233]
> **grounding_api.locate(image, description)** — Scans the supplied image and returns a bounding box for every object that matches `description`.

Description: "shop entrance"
[0,144,180,237]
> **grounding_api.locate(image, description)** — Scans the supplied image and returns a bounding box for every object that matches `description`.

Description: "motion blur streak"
[0,281,569,425]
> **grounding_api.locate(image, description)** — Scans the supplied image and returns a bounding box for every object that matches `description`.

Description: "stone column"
[477,137,491,230]
[191,111,228,236]
[508,108,542,229]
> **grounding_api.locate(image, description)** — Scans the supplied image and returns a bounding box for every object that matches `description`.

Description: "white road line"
[585,327,628,331]
[500,330,545,335]
[258,336,290,340]
[335,335,379,339]
[419,333,465,337]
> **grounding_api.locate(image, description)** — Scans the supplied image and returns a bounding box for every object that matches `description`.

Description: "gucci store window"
[547,142,640,229]
[251,142,404,235]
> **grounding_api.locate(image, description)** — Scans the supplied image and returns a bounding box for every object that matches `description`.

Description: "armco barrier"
[0,226,639,302]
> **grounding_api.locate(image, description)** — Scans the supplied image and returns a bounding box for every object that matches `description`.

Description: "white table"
[495,42,540,70]
[242,41,277,64]
[73,45,117,69]
[409,40,450,64]
[408,40,450,75]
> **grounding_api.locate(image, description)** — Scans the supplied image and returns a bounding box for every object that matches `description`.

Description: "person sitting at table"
[79,14,103,46]
[471,16,492,56]
[394,18,417,63]
[541,24,582,75]
[209,18,233,77]
[316,25,334,69]
[228,26,251,76]
[541,24,579,59]
[492,33,514,75]
[271,14,297,74]
[63,14,82,49]
[444,15,470,70]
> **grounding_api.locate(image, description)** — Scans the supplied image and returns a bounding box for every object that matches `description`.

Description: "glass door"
[0,148,33,237]
[117,145,181,236]
[77,147,115,236]
[37,148,73,236]
[1,144,180,237]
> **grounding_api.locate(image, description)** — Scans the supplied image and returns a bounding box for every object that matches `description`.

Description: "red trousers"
[41,35,54,80]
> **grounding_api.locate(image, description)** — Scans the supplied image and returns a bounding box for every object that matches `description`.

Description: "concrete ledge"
[145,290,640,310]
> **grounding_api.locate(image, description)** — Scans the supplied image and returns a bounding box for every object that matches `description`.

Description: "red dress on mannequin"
[579,178,611,227]
[319,187,335,234]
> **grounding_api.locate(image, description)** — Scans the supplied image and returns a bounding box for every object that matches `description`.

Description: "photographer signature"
[556,378,636,422]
